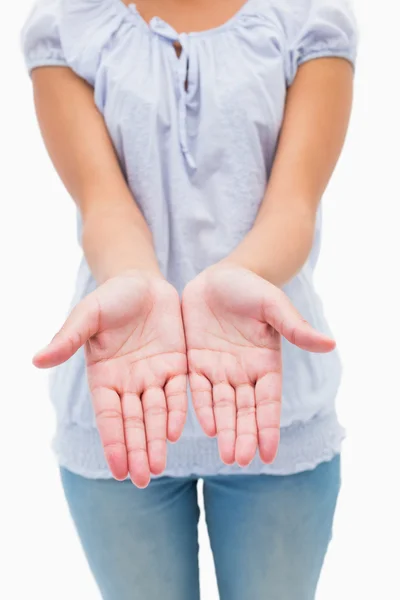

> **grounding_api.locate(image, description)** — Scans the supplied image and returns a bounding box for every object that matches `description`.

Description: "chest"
[93,1,288,171]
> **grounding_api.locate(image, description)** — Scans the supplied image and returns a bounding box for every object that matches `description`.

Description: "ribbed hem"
[53,411,345,479]
[25,55,68,76]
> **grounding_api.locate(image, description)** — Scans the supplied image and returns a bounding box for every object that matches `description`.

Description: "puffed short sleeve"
[286,0,358,86]
[21,0,67,74]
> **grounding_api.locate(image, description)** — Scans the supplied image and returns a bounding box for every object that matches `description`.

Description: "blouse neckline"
[112,0,256,38]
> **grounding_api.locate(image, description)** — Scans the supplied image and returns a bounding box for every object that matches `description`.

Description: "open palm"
[33,271,187,487]
[182,265,335,467]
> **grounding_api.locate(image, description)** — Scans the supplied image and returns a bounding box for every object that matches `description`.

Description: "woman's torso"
[22,0,357,476]
[64,0,337,421]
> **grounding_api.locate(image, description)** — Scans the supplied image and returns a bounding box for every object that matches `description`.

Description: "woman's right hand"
[33,270,188,488]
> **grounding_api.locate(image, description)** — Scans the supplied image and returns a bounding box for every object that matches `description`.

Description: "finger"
[213,382,236,465]
[142,387,167,476]
[92,386,128,481]
[122,392,151,488]
[255,373,282,464]
[33,294,99,368]
[189,372,216,437]
[235,384,257,467]
[165,374,188,442]
[264,292,336,353]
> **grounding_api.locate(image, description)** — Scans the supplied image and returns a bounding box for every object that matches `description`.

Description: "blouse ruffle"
[21,0,67,72]
[22,0,358,87]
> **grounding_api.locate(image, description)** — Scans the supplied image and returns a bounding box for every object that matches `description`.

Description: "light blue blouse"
[22,0,358,478]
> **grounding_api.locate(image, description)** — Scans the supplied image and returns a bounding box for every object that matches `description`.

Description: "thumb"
[264,290,336,353]
[33,294,100,369]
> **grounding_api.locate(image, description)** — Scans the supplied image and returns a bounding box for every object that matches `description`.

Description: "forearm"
[225,58,354,287]
[226,203,315,287]
[32,67,160,283]
[82,201,161,283]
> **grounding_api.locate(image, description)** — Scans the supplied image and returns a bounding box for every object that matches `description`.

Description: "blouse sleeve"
[21,0,67,75]
[286,0,358,86]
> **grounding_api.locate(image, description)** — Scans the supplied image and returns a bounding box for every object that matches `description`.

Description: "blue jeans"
[60,455,340,600]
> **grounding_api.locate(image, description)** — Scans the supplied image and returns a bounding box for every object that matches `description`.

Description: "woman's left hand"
[182,264,335,467]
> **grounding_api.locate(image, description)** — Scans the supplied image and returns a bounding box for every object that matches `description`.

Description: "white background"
[1,1,399,598]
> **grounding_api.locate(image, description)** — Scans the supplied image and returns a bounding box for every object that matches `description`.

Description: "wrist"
[217,255,277,285]
[97,262,165,285]
[115,267,165,282]
[220,209,315,287]
[81,211,163,283]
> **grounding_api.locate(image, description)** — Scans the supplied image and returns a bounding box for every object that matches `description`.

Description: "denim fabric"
[61,454,341,599]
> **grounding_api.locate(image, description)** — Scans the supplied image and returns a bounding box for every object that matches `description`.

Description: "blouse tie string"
[149,18,197,170]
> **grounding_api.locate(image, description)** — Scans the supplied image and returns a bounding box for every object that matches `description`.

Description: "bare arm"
[32,67,187,486]
[32,66,161,282]
[182,58,352,467]
[225,58,354,286]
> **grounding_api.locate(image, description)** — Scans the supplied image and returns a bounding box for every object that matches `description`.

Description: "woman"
[22,0,357,598]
